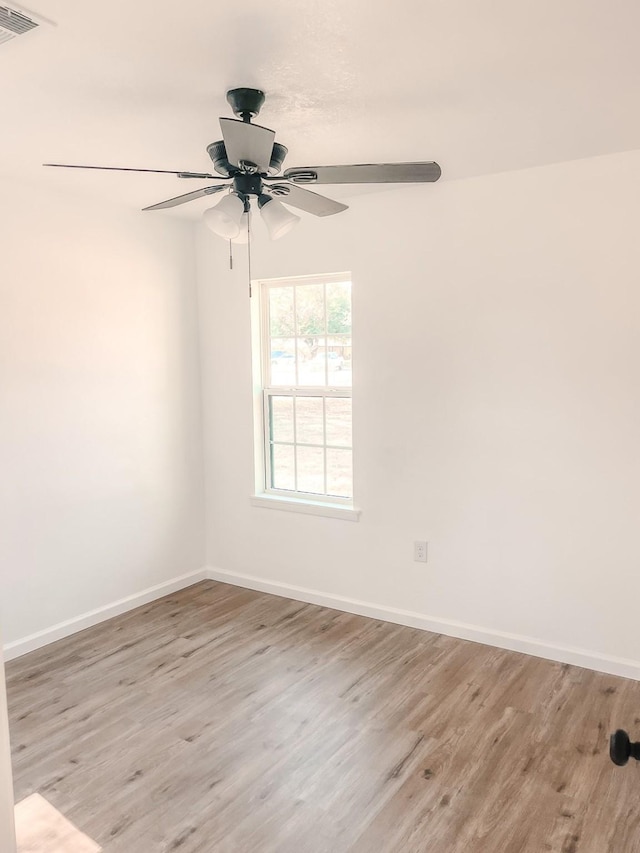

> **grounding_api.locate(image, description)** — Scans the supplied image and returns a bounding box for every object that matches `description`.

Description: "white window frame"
[251,272,359,521]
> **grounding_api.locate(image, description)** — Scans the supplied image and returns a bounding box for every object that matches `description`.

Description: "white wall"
[197,149,640,674]
[0,179,206,648]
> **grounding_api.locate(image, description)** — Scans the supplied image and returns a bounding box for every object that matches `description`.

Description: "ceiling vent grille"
[0,5,40,45]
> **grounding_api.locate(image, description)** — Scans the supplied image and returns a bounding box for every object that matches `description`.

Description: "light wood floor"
[6,581,640,852]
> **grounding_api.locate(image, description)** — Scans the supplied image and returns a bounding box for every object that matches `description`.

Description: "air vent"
[0,4,41,46]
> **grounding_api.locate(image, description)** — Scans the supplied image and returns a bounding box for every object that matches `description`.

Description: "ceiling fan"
[45,87,442,241]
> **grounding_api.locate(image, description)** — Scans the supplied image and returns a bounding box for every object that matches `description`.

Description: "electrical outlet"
[414,541,428,563]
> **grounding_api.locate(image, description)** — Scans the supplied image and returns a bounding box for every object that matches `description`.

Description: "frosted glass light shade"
[232,212,250,244]
[259,197,301,240]
[203,193,245,239]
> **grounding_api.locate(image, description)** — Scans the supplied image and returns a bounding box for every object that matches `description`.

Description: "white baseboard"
[8,564,638,681]
[3,568,208,661]
[207,566,640,682]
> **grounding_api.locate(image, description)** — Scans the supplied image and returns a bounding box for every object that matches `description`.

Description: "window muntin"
[260,274,352,503]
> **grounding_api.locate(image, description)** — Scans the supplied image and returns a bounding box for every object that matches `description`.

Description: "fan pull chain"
[229,240,233,270]
[247,210,252,298]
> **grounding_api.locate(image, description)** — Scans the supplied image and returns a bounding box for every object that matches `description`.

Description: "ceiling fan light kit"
[257,194,301,240]
[202,192,246,240]
[44,86,441,245]
[231,212,250,245]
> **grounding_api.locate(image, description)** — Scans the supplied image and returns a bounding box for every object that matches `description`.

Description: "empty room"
[2,1,640,851]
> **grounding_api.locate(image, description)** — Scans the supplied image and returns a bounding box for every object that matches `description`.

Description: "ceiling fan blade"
[283,162,442,185]
[265,182,348,217]
[219,118,275,172]
[43,163,220,179]
[143,184,230,211]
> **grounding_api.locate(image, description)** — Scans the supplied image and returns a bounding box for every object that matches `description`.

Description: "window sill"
[250,494,361,522]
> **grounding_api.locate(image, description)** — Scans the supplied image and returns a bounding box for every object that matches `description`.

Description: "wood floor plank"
[6,580,640,852]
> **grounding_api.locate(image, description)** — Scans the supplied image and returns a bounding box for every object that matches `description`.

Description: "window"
[255,273,353,509]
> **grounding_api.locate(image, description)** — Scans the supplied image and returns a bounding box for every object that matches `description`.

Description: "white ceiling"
[3,0,640,217]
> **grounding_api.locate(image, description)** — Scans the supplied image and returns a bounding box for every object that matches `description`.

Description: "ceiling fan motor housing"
[207,140,288,176]
[206,140,231,175]
[232,173,263,197]
[268,142,288,174]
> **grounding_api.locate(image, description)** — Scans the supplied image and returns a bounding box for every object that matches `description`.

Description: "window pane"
[297,445,325,494]
[327,281,352,334]
[327,337,351,387]
[271,444,295,491]
[270,396,294,443]
[325,398,352,447]
[295,284,325,337]
[326,448,352,498]
[269,287,295,336]
[295,396,324,445]
[269,338,296,386]
[297,337,326,386]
